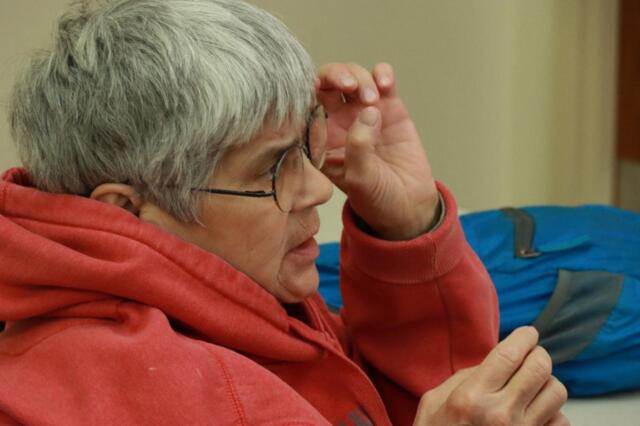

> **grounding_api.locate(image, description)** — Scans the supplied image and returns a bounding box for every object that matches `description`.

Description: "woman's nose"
[294,158,333,211]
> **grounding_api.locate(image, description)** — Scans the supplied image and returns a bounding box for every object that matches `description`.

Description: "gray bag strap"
[501,208,541,258]
[533,269,624,364]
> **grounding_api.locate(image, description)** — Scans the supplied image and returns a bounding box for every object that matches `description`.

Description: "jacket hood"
[0,167,320,361]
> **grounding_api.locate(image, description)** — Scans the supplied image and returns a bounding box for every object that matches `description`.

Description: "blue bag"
[317,205,640,396]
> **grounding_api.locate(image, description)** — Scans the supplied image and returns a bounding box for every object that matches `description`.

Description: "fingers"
[526,377,569,426]
[321,146,347,192]
[317,62,396,109]
[472,326,539,392]
[317,62,377,102]
[346,107,380,153]
[343,106,381,187]
[503,345,553,407]
[372,62,397,97]
[316,63,356,112]
[346,63,379,103]
[317,63,359,93]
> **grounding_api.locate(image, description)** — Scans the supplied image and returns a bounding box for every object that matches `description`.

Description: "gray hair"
[10,0,316,221]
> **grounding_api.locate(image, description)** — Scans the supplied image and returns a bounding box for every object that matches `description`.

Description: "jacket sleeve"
[337,182,499,425]
[0,411,19,425]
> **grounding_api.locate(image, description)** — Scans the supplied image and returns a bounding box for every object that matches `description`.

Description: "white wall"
[0,1,619,243]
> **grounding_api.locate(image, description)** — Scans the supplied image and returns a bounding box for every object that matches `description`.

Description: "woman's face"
[158,126,334,303]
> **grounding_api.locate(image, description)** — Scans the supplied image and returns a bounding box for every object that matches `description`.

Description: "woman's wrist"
[355,192,445,241]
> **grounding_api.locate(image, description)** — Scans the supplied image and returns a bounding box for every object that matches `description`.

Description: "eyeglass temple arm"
[192,188,274,198]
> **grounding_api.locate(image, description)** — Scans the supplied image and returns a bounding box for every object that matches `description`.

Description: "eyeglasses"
[192,105,328,213]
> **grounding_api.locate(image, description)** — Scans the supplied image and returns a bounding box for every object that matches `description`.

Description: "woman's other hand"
[412,327,570,426]
[316,62,439,240]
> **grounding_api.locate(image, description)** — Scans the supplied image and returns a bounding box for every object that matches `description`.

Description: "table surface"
[563,391,640,425]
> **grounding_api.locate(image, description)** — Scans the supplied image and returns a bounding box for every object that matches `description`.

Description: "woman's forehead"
[222,126,299,164]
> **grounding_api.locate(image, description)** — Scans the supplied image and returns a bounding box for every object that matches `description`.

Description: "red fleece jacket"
[0,168,498,425]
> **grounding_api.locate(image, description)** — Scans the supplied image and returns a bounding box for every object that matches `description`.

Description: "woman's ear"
[90,184,142,215]
[90,183,194,238]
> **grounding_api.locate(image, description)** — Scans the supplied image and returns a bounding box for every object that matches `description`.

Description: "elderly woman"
[0,0,568,425]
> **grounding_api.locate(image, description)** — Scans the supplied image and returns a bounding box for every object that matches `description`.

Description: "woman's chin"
[274,265,319,304]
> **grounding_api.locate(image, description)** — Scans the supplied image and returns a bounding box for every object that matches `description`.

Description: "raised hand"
[316,63,439,240]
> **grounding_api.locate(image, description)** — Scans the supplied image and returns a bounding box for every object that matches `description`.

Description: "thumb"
[345,106,381,180]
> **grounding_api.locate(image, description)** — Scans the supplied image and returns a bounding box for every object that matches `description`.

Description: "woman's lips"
[289,237,320,259]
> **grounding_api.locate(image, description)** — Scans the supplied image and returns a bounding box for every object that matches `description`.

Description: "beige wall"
[620,160,640,211]
[0,0,69,169]
[0,1,619,243]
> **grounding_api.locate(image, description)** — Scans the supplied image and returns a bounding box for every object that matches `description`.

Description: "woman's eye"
[261,161,278,180]
[268,162,278,176]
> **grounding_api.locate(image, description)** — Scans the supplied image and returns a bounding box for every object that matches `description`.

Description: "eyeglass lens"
[307,106,327,169]
[275,105,328,212]
[274,146,303,212]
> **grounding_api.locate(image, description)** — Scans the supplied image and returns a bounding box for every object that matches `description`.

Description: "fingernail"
[529,326,539,339]
[379,76,391,86]
[341,76,356,87]
[359,107,378,126]
[362,88,378,103]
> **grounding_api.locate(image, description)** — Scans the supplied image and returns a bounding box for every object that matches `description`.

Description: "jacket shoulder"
[0,308,329,425]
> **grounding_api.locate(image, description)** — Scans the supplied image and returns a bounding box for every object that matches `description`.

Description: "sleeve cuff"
[428,191,446,232]
[340,181,467,284]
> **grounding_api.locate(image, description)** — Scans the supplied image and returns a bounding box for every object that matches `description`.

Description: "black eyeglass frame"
[192,105,327,212]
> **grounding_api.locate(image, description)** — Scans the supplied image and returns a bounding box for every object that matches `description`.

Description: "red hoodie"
[0,167,498,425]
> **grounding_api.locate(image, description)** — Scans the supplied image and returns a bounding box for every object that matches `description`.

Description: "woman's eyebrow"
[253,137,299,165]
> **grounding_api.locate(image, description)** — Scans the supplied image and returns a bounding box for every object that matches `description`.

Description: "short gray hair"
[10,0,316,221]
